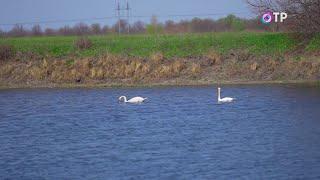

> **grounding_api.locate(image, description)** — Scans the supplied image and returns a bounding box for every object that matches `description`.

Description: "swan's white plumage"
[119,96,147,103]
[217,87,235,103]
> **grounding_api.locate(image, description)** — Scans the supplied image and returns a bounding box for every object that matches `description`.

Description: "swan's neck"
[218,89,221,101]
[121,96,127,102]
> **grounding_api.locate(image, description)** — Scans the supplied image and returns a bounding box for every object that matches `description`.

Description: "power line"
[0,12,252,26]
[115,0,131,34]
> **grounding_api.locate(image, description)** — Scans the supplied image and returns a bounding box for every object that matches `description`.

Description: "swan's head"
[118,96,125,102]
[218,87,221,90]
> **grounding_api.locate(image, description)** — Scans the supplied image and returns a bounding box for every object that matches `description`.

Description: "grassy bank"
[1,80,320,90]
[1,52,319,88]
[0,32,319,89]
[2,32,318,58]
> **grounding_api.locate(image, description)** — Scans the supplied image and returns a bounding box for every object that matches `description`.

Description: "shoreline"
[1,80,319,90]
[1,48,319,90]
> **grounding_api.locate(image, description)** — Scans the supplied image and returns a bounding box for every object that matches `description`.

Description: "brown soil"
[0,52,319,89]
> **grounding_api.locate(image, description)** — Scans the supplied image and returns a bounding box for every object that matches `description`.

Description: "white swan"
[119,96,147,103]
[218,87,235,103]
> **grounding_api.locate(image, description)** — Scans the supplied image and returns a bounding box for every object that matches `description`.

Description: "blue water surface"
[0,85,320,179]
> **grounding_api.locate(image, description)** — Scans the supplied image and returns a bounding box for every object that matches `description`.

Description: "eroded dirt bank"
[0,52,319,89]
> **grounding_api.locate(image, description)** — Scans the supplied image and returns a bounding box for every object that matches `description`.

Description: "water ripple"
[0,85,320,179]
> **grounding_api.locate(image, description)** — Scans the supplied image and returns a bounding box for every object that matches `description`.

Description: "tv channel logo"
[261,11,288,24]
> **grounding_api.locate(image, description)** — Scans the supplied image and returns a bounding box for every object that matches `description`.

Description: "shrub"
[74,37,93,50]
[0,44,15,60]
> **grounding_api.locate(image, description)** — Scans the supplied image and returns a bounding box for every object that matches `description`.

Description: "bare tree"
[177,20,191,33]
[9,24,27,37]
[91,23,101,35]
[113,20,128,34]
[44,28,56,36]
[0,28,4,37]
[31,25,42,36]
[164,20,177,33]
[246,0,281,12]
[73,23,90,36]
[58,25,73,36]
[146,16,163,34]
[131,21,145,33]
[102,25,110,34]
[246,0,320,33]
[189,18,217,33]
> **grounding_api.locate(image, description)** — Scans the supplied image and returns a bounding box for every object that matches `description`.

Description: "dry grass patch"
[141,64,151,75]
[191,63,201,76]
[90,67,104,79]
[29,66,45,80]
[250,62,259,71]
[206,50,221,65]
[41,59,49,68]
[75,58,91,76]
[150,52,164,64]
[158,65,172,78]
[0,64,15,76]
[171,60,185,74]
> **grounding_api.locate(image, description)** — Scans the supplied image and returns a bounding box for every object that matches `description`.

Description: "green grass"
[306,34,320,51]
[0,32,318,58]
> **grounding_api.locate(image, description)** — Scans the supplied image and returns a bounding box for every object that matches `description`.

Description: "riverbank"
[1,52,319,89]
[0,33,319,89]
[1,80,320,90]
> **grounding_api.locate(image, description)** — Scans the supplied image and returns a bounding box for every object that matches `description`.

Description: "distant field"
[0,32,319,58]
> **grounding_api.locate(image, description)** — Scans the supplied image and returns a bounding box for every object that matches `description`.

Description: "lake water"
[1,85,320,179]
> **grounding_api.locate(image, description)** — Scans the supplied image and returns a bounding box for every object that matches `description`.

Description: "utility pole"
[115,0,121,34]
[115,0,131,35]
[126,0,130,34]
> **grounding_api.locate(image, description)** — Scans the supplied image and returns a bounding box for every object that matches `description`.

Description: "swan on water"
[119,96,147,103]
[217,87,235,103]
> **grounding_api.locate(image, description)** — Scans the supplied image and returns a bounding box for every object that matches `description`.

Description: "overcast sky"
[0,0,253,30]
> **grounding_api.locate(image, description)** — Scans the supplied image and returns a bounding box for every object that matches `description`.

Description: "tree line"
[0,15,272,37]
[2,0,319,39]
